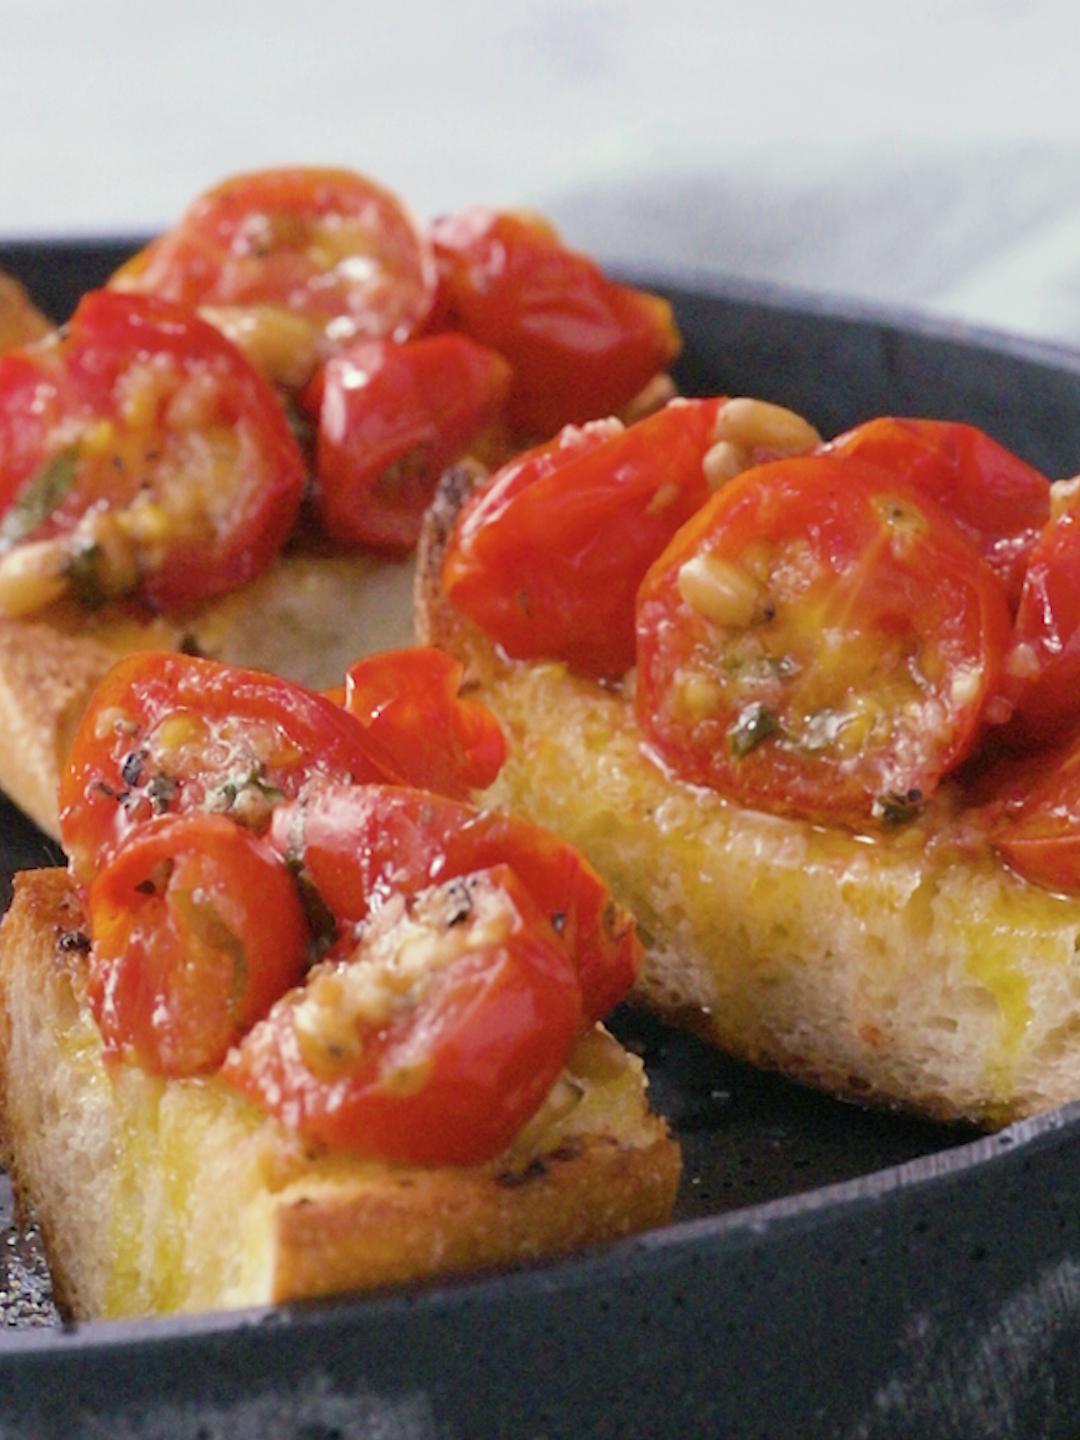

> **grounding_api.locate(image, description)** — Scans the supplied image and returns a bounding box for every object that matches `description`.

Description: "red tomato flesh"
[88,813,309,1076]
[59,652,400,890]
[821,417,1049,607]
[997,479,1080,746]
[270,783,640,1024]
[341,647,506,799]
[221,864,581,1165]
[443,399,723,678]
[112,167,436,351]
[305,334,511,551]
[635,455,1012,828]
[0,290,304,611]
[988,732,1080,893]
[430,207,680,437]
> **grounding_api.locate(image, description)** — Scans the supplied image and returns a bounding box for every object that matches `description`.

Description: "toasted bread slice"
[417,467,1080,1127]
[0,868,679,1319]
[0,549,416,839]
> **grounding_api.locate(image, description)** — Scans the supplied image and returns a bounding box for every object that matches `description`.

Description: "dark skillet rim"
[0,243,1079,1360]
[0,1094,1077,1358]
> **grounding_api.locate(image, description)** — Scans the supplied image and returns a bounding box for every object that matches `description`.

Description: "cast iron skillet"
[1,241,1080,1440]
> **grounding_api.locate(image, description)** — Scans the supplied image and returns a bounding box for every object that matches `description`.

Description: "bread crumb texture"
[477,661,1080,1127]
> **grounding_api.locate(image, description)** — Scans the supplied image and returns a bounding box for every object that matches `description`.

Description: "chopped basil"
[65,541,107,610]
[146,773,178,813]
[0,447,79,548]
[728,702,781,758]
[285,856,338,962]
[873,789,924,827]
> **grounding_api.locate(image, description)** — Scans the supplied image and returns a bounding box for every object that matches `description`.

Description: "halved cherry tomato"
[341,647,506,798]
[635,455,1012,828]
[88,813,309,1076]
[0,290,304,613]
[221,863,581,1165]
[270,783,640,1024]
[59,652,400,890]
[996,479,1080,746]
[112,167,436,385]
[430,208,680,437]
[821,417,1050,605]
[302,334,511,551]
[443,400,723,678]
[987,732,1080,893]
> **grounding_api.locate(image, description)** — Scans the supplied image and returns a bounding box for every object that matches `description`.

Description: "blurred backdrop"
[4,0,1080,344]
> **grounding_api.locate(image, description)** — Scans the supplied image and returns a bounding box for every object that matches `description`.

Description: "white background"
[5,0,1080,342]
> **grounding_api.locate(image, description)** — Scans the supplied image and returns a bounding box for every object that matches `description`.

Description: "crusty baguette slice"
[0,548,416,840]
[417,466,1080,1127]
[0,868,679,1320]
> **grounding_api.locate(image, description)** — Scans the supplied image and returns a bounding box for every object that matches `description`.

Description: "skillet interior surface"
[1,239,1079,1440]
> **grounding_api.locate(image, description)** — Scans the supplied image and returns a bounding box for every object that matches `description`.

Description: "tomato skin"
[996,481,1080,746]
[270,783,640,1024]
[113,167,436,351]
[0,290,305,611]
[58,652,400,891]
[221,863,581,1165]
[88,813,309,1076]
[341,647,506,799]
[303,334,511,551]
[986,733,1080,893]
[821,417,1050,606]
[430,208,681,437]
[635,455,1012,828]
[443,399,723,678]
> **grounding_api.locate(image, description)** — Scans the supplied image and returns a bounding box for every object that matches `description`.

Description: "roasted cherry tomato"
[112,167,436,387]
[987,732,1080,893]
[820,418,1049,606]
[430,207,680,437]
[221,863,581,1164]
[996,479,1080,745]
[341,647,506,798]
[302,334,511,551]
[88,813,309,1076]
[636,455,1012,828]
[0,290,303,615]
[59,652,400,890]
[271,783,640,1023]
[443,400,724,678]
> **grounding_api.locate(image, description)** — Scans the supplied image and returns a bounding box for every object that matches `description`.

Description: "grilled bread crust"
[0,868,679,1320]
[417,465,1080,1128]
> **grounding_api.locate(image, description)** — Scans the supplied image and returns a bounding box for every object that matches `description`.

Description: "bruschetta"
[416,402,1080,1127]
[0,649,679,1318]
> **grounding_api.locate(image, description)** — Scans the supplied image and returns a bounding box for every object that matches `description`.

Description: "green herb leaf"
[65,542,107,610]
[285,855,338,962]
[728,701,780,758]
[872,788,924,827]
[0,448,79,548]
